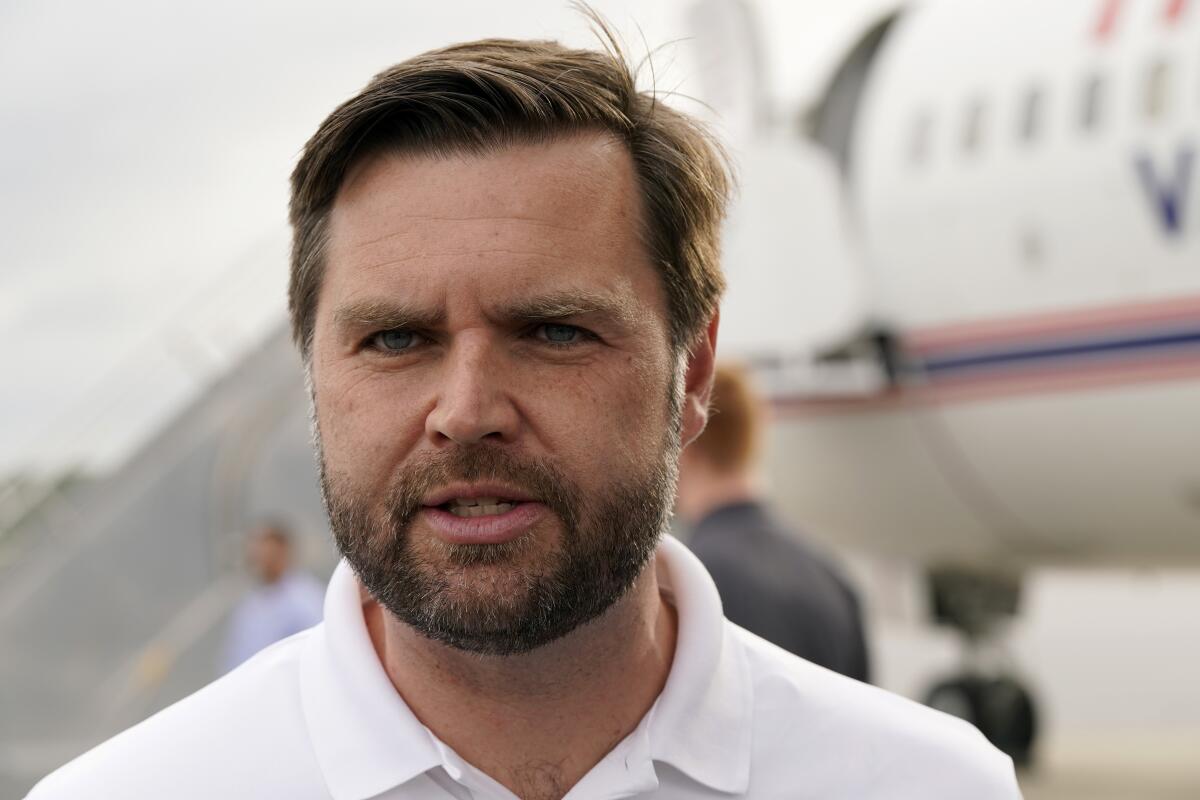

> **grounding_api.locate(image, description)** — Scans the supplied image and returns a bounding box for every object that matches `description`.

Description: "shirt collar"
[299,560,443,800]
[646,535,754,794]
[299,535,754,799]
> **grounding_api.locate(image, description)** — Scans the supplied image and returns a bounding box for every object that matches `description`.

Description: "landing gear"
[922,568,1038,766]
[925,673,1037,767]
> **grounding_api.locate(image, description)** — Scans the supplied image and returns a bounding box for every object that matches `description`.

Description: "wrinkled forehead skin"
[312,132,675,381]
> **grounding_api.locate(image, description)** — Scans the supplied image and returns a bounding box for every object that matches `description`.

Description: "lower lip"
[418,502,548,545]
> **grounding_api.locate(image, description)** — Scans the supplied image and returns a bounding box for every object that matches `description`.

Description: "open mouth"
[438,497,521,518]
[419,487,544,545]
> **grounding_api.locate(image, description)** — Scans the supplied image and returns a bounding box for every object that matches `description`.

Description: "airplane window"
[1019,87,1044,142]
[1143,60,1171,120]
[962,97,986,154]
[909,111,932,165]
[1080,74,1105,131]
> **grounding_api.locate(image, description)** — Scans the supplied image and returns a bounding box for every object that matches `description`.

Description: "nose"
[425,334,520,446]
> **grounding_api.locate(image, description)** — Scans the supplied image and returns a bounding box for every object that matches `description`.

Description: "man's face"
[247,531,290,585]
[309,133,713,654]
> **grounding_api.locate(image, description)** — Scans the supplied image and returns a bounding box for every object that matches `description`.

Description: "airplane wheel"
[924,674,1037,767]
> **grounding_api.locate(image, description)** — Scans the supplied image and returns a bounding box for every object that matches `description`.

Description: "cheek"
[314,366,426,484]
[527,355,673,471]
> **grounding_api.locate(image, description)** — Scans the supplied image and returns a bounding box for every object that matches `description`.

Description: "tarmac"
[1019,730,1200,799]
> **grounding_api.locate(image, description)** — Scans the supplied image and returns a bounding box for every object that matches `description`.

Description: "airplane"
[680,0,1200,763]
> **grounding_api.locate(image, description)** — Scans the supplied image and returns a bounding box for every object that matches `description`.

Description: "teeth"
[448,502,515,518]
[450,497,500,507]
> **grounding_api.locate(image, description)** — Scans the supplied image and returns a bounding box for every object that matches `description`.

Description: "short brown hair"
[288,22,730,360]
[691,363,763,473]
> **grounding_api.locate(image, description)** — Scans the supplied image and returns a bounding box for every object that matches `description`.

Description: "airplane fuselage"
[757,0,1200,570]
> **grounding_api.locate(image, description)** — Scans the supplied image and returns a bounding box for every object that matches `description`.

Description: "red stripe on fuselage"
[905,294,1200,355]
[770,353,1200,417]
[1094,0,1123,40]
[767,295,1200,415]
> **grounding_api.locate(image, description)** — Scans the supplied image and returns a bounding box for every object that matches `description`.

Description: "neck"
[363,554,677,800]
[676,467,759,524]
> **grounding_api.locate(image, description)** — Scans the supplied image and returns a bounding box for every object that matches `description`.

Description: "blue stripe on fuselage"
[918,327,1200,375]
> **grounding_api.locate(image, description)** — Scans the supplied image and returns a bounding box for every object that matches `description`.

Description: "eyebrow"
[332,299,444,333]
[331,288,640,336]
[498,290,639,328]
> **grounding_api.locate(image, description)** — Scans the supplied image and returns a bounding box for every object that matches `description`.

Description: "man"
[677,363,870,681]
[31,25,1021,800]
[221,522,325,672]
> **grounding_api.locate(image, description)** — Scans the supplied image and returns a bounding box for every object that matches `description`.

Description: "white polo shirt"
[30,536,1021,799]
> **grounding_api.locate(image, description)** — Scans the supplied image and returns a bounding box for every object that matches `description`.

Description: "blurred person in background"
[221,521,324,672]
[678,363,870,682]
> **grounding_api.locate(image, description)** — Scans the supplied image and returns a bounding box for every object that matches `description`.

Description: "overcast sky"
[0,0,896,472]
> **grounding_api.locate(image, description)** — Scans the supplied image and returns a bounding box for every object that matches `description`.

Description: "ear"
[679,312,720,448]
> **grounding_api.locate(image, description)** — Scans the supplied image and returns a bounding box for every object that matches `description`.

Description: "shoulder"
[27,630,326,800]
[732,625,1021,799]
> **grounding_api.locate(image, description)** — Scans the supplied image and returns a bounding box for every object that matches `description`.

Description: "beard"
[316,393,682,656]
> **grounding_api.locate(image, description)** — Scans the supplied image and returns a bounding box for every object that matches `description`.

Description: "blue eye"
[375,330,417,351]
[540,324,581,344]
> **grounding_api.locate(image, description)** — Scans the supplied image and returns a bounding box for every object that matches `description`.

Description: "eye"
[542,323,583,343]
[370,329,421,352]
[535,323,587,345]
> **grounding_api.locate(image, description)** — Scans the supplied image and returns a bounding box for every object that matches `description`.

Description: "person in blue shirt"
[221,522,324,672]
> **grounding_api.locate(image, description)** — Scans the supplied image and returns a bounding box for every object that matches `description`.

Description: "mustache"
[387,445,581,532]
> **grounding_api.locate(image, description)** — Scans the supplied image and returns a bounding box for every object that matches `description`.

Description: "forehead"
[320,133,662,317]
